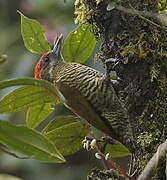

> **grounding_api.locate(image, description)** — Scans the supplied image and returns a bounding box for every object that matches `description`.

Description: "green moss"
[137,132,157,148]
[137,78,167,171]
[154,80,167,121]
[137,153,153,169]
[74,0,106,38]
[150,65,161,81]
[157,0,167,12]
[74,0,93,24]
[120,34,147,59]
[95,0,103,4]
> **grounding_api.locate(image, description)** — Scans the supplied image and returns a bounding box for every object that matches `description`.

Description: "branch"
[115,4,167,26]
[138,139,167,180]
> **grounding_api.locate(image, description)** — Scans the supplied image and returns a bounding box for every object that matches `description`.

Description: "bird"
[34,34,134,151]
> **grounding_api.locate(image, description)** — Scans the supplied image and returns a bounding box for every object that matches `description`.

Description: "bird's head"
[34,34,63,82]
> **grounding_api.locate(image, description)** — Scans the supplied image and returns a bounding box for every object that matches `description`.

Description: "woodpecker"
[34,35,134,151]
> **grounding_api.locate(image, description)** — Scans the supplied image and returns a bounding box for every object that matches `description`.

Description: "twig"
[96,150,131,179]
[138,139,167,180]
[90,133,130,178]
[90,133,110,170]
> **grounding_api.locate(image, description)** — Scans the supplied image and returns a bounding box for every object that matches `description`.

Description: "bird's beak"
[52,34,63,57]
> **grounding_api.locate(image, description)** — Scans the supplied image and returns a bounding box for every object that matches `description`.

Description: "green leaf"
[0,121,65,163]
[62,24,96,63]
[0,144,28,159]
[0,174,23,180]
[43,116,89,155]
[0,78,59,97]
[18,11,51,54]
[0,78,67,115]
[43,115,78,133]
[0,78,55,90]
[26,103,54,128]
[0,86,57,114]
[104,142,131,158]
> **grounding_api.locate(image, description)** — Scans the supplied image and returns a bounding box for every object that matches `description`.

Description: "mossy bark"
[75,0,167,179]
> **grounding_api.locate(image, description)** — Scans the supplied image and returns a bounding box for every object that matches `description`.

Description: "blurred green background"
[0,0,100,179]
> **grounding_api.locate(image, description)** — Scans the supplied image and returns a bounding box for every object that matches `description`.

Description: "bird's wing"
[90,77,133,143]
[56,81,112,135]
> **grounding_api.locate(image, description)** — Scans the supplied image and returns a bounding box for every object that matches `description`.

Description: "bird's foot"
[100,136,117,145]
[104,58,120,76]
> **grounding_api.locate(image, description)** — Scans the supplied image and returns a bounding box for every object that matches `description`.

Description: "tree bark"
[138,140,167,180]
[75,0,167,179]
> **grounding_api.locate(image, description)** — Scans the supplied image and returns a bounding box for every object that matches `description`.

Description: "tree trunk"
[75,0,167,179]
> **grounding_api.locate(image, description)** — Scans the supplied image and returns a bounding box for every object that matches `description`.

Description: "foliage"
[19,11,51,54]
[43,116,90,155]
[62,24,96,63]
[0,120,65,163]
[104,142,131,158]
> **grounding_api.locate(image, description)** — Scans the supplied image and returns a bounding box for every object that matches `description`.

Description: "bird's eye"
[44,56,49,63]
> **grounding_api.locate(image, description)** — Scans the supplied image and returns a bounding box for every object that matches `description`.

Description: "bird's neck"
[49,60,67,82]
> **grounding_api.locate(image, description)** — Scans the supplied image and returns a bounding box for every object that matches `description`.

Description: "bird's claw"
[104,58,120,76]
